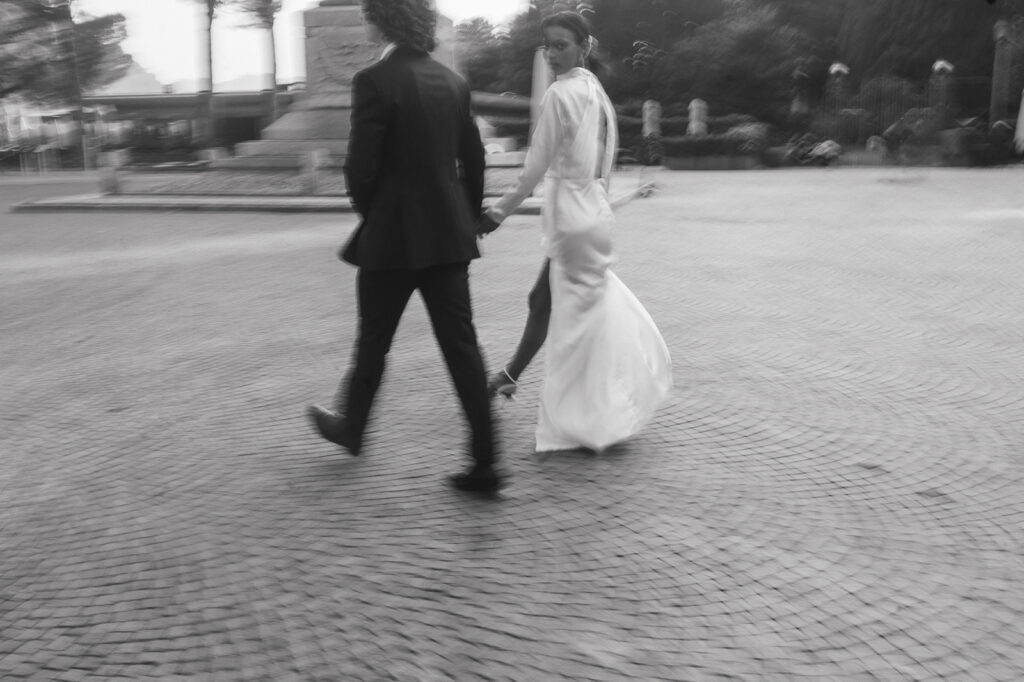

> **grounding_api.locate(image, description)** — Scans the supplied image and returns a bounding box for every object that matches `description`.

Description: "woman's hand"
[636,181,656,199]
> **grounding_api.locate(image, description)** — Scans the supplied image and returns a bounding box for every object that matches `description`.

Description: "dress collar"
[556,67,587,81]
[380,43,398,61]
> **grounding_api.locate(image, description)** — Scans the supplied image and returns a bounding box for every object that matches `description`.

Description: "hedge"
[663,132,769,157]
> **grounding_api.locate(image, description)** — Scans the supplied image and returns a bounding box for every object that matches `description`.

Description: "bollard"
[642,99,663,165]
[97,151,121,195]
[687,99,708,137]
[300,149,329,195]
[198,147,229,162]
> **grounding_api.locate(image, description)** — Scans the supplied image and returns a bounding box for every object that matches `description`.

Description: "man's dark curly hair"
[362,0,438,53]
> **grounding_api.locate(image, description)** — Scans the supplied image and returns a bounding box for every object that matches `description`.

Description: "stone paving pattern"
[2,167,1024,680]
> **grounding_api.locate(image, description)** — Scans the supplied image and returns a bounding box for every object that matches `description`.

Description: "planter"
[663,154,759,170]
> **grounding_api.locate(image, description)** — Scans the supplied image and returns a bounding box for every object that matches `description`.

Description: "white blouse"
[486,67,611,223]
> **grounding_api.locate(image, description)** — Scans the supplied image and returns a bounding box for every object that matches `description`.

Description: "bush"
[487,116,531,148]
[661,116,689,137]
[641,135,664,164]
[663,122,770,158]
[663,134,747,157]
[617,114,687,151]
[707,113,759,134]
[617,115,643,139]
[725,122,771,149]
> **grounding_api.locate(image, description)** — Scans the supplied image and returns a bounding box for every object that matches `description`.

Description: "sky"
[76,0,529,88]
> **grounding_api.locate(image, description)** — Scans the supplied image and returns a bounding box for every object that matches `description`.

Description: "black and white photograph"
[2,0,1024,678]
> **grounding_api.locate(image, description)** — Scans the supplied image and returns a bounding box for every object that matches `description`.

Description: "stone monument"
[216,0,454,170]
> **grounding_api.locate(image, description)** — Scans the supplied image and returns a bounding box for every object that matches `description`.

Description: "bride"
[476,10,672,453]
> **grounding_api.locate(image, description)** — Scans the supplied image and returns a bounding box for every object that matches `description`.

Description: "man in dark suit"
[307,0,504,493]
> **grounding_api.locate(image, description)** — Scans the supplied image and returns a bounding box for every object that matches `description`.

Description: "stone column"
[990,19,1012,130]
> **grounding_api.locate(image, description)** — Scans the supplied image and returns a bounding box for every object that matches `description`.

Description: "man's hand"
[475,214,500,237]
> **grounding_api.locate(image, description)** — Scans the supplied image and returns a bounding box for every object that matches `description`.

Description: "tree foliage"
[837,0,1024,78]
[457,0,1024,125]
[226,0,283,88]
[193,0,230,90]
[228,0,280,27]
[0,0,131,105]
[654,2,807,123]
[456,18,505,93]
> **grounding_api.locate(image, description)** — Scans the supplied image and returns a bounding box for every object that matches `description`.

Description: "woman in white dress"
[476,11,673,453]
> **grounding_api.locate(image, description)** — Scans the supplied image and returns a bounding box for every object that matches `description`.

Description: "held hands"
[609,181,658,211]
[475,213,500,238]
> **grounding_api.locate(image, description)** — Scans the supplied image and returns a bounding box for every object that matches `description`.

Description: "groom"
[307,0,504,492]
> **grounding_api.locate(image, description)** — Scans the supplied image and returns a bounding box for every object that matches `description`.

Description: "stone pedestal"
[216,0,454,170]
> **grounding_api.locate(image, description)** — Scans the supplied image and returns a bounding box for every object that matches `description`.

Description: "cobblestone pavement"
[116,168,524,197]
[2,167,1024,680]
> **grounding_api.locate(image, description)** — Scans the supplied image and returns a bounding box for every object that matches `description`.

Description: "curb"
[10,194,544,215]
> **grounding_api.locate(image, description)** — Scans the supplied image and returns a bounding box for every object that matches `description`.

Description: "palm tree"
[230,0,283,93]
[197,0,226,146]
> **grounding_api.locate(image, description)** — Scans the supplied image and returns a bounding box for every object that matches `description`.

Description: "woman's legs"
[504,258,552,381]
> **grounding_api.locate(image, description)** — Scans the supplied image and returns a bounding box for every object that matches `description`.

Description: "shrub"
[663,134,745,157]
[725,122,771,150]
[618,115,643,139]
[662,124,770,158]
[642,134,664,164]
[661,116,689,137]
[487,116,531,148]
[707,113,759,134]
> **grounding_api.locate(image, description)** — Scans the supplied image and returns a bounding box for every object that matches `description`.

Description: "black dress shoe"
[307,405,361,455]
[449,466,506,493]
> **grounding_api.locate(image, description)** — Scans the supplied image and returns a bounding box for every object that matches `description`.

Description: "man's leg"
[504,258,552,381]
[417,262,496,469]
[337,268,416,447]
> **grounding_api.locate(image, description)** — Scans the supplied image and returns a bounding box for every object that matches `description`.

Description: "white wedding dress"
[488,68,673,452]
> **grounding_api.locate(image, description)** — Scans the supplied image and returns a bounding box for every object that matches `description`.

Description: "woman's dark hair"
[541,10,591,44]
[540,11,606,77]
[362,0,438,53]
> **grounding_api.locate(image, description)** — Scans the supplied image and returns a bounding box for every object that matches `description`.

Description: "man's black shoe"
[449,466,506,493]
[307,405,361,456]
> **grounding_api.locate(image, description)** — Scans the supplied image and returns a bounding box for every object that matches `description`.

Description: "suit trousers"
[337,262,495,467]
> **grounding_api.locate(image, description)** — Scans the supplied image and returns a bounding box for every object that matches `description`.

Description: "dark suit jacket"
[341,47,486,270]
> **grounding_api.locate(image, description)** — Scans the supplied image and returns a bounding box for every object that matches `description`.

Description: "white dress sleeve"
[485,87,565,223]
